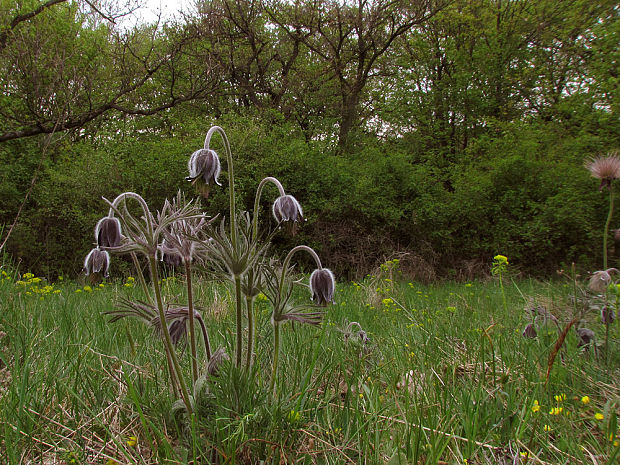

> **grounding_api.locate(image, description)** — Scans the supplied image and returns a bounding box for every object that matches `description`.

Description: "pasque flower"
[84,248,110,277]
[601,305,615,325]
[309,268,336,306]
[272,195,304,223]
[576,327,595,348]
[186,149,221,195]
[522,323,537,338]
[95,216,122,248]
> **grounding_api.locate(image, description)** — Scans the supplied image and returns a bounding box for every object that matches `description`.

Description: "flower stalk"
[185,259,199,384]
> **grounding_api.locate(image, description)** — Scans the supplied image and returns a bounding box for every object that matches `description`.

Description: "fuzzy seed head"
[585,152,620,190]
[84,248,110,277]
[95,216,122,248]
[588,269,618,293]
[309,268,335,306]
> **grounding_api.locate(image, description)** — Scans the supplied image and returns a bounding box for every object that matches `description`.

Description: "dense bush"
[1,111,616,280]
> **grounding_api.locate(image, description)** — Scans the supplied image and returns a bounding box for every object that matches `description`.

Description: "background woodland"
[1,0,619,279]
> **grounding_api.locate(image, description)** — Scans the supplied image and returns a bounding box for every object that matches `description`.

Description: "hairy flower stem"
[603,189,614,269]
[130,252,152,305]
[245,294,256,370]
[234,275,243,367]
[184,259,198,384]
[252,177,286,240]
[204,127,244,368]
[197,315,212,361]
[204,126,237,248]
[605,323,610,368]
[269,245,323,393]
[245,177,285,371]
[149,255,193,415]
[269,322,281,396]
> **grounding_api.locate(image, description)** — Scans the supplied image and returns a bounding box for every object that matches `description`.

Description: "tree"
[266,0,446,150]
[0,0,219,142]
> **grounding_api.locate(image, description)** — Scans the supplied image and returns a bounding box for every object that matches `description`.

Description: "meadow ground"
[0,264,618,464]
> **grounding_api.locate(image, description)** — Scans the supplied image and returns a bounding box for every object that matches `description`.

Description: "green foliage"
[1,272,618,462]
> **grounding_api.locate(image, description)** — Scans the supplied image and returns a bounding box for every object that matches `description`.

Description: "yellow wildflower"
[543,425,551,432]
[531,400,540,413]
[549,407,563,415]
[594,412,604,421]
[554,393,566,402]
[581,396,590,404]
[127,436,137,447]
[83,285,92,292]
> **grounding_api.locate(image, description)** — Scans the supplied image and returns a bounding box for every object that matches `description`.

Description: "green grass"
[0,267,618,464]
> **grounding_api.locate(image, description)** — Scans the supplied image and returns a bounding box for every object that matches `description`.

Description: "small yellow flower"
[99,283,105,288]
[614,440,619,447]
[75,289,82,293]
[554,393,566,402]
[83,285,92,292]
[549,407,563,415]
[127,436,137,447]
[543,424,551,432]
[465,283,473,287]
[531,400,541,413]
[594,412,604,421]
[358,393,363,399]
[581,396,590,404]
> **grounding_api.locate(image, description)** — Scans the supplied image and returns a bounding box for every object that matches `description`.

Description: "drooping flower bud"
[309,268,335,306]
[84,248,110,277]
[186,149,221,197]
[95,216,122,248]
[272,195,304,223]
[576,327,595,348]
[522,323,537,338]
[601,306,615,325]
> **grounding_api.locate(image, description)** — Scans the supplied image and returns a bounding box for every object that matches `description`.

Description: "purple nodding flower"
[601,306,615,325]
[522,323,537,338]
[576,327,595,348]
[84,248,110,277]
[272,195,304,223]
[95,216,122,248]
[309,268,335,306]
[186,149,221,187]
